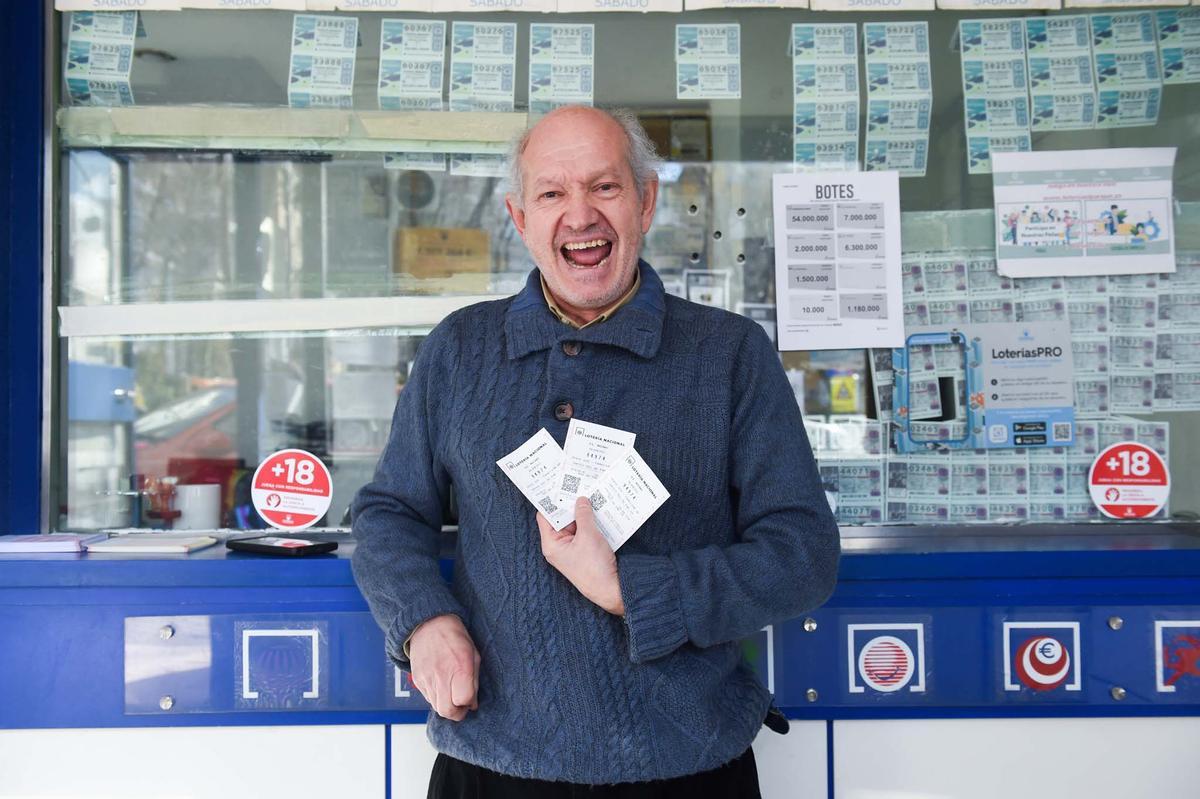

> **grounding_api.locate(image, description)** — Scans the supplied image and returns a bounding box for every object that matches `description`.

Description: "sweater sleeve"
[351,323,468,670]
[618,322,841,664]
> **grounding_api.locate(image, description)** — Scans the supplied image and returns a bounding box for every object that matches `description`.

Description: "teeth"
[562,239,610,251]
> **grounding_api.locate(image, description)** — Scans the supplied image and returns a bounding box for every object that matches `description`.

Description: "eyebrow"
[530,168,624,193]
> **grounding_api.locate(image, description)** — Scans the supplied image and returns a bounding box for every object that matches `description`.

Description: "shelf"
[57,106,528,155]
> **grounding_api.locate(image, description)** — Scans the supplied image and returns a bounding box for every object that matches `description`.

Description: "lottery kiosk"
[1,2,1199,797]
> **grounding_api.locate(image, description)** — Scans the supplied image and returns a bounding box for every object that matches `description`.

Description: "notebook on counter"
[0,534,108,553]
[85,534,218,554]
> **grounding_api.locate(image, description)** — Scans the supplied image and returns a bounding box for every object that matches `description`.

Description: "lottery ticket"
[969,297,1016,323]
[1159,331,1200,367]
[450,22,517,111]
[864,22,930,58]
[1065,459,1091,500]
[1072,337,1110,373]
[384,152,446,171]
[950,500,989,524]
[66,78,134,106]
[1073,420,1100,457]
[379,19,446,109]
[921,257,968,297]
[65,10,138,104]
[961,56,1029,97]
[824,459,886,499]
[988,501,1029,522]
[837,500,885,526]
[793,140,860,171]
[1029,458,1068,497]
[867,98,932,135]
[904,301,931,328]
[866,61,932,96]
[864,137,929,178]
[1017,276,1066,297]
[1137,420,1170,459]
[1110,272,1160,291]
[793,24,859,61]
[1074,373,1111,417]
[794,100,860,138]
[827,419,887,457]
[959,19,1025,57]
[1063,501,1101,522]
[1161,46,1200,85]
[1111,335,1156,371]
[1095,51,1162,89]
[1065,275,1109,298]
[1110,373,1155,414]
[908,420,968,443]
[676,24,741,100]
[1099,418,1138,449]
[1026,16,1092,56]
[530,24,595,110]
[585,450,670,551]
[929,299,971,326]
[1110,293,1158,332]
[1067,298,1109,335]
[1165,290,1200,330]
[967,132,1031,176]
[1031,92,1097,131]
[965,95,1031,134]
[1152,373,1187,411]
[906,376,943,421]
[1028,55,1095,92]
[794,63,859,101]
[950,453,989,498]
[1017,297,1068,323]
[904,458,951,498]
[889,500,950,524]
[1029,502,1067,522]
[988,454,1029,497]
[1091,12,1158,54]
[497,429,572,530]
[555,419,636,513]
[1158,9,1200,85]
[289,14,357,108]
[448,154,506,177]
[1096,87,1162,128]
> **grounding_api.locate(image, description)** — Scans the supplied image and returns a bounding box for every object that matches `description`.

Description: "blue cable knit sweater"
[351,260,840,785]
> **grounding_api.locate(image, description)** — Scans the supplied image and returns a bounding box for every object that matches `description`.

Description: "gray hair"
[506,106,663,208]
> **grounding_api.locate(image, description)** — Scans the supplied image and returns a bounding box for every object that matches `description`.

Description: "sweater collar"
[505,259,666,360]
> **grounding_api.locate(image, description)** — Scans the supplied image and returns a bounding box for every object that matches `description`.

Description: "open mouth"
[560,238,613,267]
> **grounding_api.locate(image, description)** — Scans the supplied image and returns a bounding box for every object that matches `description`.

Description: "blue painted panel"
[68,361,137,423]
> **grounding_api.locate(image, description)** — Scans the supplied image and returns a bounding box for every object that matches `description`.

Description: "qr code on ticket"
[561,474,580,493]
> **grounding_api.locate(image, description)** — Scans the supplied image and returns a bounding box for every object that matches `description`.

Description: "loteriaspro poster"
[992,148,1176,278]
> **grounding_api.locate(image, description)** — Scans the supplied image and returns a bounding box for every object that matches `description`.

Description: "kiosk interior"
[2,4,1200,798]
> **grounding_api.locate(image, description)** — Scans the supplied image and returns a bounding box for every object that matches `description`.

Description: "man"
[352,106,839,797]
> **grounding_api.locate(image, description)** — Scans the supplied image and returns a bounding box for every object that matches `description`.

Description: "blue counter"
[3,528,1199,730]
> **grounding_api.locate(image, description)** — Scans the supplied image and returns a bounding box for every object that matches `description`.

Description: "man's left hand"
[537,497,625,616]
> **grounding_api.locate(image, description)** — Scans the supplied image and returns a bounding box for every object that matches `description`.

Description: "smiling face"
[505,108,658,325]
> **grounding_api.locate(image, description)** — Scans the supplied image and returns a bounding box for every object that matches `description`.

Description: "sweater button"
[562,341,581,356]
[554,401,574,421]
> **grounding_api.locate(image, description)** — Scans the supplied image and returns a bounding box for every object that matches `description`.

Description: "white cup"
[175,484,221,530]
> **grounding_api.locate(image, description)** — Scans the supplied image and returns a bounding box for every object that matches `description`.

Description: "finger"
[471,654,481,711]
[574,496,595,526]
[450,670,476,708]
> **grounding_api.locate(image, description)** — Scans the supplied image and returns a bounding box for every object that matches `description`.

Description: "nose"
[561,189,601,232]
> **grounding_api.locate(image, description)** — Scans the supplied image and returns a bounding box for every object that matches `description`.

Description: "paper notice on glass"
[555,419,636,512]
[65,10,138,105]
[772,171,903,351]
[992,148,1176,277]
[676,24,741,100]
[497,429,573,531]
[585,450,670,551]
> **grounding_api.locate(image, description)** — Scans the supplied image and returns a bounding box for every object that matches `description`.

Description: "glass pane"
[61,329,424,532]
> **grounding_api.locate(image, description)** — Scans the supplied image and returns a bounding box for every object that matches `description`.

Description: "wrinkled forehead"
[519,112,633,187]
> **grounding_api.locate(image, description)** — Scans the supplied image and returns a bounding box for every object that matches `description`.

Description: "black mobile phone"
[226,536,338,557]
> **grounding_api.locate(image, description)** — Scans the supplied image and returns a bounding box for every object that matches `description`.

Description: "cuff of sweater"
[618,553,688,664]
[385,594,466,670]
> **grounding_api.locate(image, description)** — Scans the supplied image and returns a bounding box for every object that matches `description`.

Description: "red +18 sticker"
[251,449,332,531]
[1088,441,1169,519]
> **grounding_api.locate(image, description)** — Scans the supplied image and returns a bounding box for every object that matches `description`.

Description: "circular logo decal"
[251,449,332,531]
[1015,635,1071,692]
[857,635,915,692]
[1088,441,1169,519]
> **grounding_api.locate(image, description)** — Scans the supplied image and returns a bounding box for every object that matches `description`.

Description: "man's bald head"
[506,106,661,209]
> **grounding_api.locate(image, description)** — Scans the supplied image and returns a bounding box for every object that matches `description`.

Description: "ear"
[639,177,659,234]
[505,194,527,239]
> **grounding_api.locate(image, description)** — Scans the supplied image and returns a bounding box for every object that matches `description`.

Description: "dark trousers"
[428,747,761,799]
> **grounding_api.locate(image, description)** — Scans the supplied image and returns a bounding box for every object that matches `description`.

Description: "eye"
[596,182,619,193]
[540,190,561,200]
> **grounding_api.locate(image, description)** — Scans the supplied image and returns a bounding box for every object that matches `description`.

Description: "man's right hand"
[407,614,480,721]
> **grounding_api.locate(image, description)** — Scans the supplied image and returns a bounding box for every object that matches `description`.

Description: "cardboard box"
[393,227,490,279]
